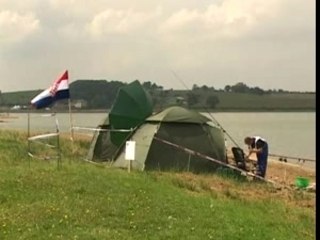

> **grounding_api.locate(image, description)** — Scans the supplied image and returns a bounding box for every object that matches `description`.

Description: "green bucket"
[295,177,310,188]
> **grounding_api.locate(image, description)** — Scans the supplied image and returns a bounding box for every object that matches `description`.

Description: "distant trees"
[70,80,124,109]
[186,92,200,107]
[142,81,164,109]
[0,91,2,105]
[192,84,199,91]
[225,82,265,95]
[251,87,264,95]
[229,82,249,93]
[224,85,231,92]
[193,84,215,91]
[0,79,313,110]
[142,81,163,91]
[206,95,220,109]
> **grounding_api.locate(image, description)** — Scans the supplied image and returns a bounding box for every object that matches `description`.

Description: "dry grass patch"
[156,168,315,210]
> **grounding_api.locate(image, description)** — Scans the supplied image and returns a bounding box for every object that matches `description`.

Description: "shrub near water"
[0,130,315,240]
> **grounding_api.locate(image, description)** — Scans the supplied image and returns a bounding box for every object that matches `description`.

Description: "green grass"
[0,130,315,240]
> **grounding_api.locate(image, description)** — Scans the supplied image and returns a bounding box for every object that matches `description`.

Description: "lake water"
[1,111,315,168]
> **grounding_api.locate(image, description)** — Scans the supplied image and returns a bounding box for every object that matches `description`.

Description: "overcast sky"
[0,0,315,92]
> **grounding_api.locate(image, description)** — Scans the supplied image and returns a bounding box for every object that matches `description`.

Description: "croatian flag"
[31,70,70,109]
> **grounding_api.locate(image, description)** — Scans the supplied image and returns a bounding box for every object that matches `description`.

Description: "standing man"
[244,136,269,178]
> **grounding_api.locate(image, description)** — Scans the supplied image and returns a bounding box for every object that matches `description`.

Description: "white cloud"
[0,10,40,43]
[0,0,315,92]
[159,0,281,40]
[86,7,162,37]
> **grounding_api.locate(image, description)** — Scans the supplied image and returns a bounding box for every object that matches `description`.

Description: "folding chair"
[231,147,247,171]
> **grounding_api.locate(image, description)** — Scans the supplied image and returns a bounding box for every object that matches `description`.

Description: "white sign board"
[125,141,136,161]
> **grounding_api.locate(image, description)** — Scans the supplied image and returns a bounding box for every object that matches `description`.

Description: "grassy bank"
[0,130,315,240]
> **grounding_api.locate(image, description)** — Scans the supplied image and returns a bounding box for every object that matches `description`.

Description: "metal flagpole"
[27,108,31,168]
[55,115,61,170]
[68,98,74,141]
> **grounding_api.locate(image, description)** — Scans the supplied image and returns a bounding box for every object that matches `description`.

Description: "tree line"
[0,80,315,110]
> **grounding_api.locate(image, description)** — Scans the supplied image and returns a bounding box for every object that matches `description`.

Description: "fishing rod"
[171,70,241,148]
[268,153,315,162]
[170,70,316,163]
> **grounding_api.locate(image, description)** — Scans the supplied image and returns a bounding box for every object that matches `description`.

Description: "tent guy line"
[72,126,135,132]
[153,136,275,184]
[153,136,305,192]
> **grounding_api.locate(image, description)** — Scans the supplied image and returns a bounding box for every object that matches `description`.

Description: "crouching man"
[244,136,269,178]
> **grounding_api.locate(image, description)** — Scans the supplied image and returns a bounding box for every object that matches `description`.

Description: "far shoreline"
[1,108,316,114]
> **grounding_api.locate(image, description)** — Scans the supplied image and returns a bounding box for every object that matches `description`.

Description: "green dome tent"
[87,106,227,173]
[86,79,226,173]
[112,106,227,172]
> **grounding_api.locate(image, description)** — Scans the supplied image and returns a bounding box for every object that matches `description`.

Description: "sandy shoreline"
[226,149,315,187]
[267,156,315,185]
